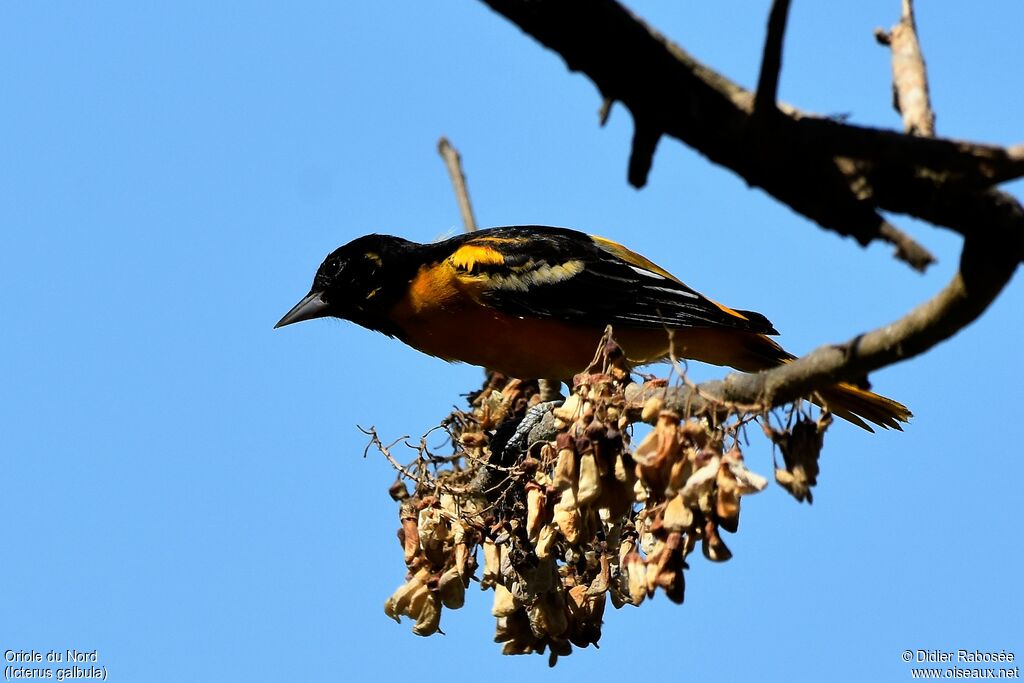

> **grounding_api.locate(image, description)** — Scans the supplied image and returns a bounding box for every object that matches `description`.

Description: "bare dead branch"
[437,136,479,232]
[876,0,936,137]
[754,0,792,116]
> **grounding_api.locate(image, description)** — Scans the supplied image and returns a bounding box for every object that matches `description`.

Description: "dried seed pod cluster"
[384,491,483,636]
[378,359,790,665]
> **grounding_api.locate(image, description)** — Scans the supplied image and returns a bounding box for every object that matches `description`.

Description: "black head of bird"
[274,234,414,336]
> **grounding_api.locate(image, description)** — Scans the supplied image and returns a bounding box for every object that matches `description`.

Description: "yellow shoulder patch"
[449,244,505,273]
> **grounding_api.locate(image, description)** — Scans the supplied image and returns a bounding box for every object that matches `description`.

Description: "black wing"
[457,226,778,335]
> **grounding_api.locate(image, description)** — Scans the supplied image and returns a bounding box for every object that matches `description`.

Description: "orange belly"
[389,290,784,379]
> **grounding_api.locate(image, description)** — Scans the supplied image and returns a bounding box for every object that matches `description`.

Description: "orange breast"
[387,263,786,379]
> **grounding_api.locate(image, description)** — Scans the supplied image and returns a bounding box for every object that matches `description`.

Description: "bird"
[275,225,910,430]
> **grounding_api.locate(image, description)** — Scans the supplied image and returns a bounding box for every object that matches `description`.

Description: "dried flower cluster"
[377,348,826,665]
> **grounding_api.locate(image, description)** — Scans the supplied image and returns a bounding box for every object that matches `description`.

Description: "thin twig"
[437,137,479,232]
[754,0,792,116]
[360,426,421,483]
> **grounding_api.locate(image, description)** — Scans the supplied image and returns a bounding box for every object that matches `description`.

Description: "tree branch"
[875,0,936,137]
[754,0,791,117]
[478,0,1023,261]
[437,137,479,232]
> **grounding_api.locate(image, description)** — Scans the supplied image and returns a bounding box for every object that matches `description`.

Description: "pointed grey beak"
[275,291,330,328]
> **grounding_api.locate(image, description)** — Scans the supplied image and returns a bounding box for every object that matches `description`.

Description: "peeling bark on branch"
[875,0,936,137]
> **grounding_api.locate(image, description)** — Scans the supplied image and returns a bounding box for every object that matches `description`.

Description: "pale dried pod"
[481,539,501,588]
[454,542,469,578]
[644,541,667,594]
[401,517,420,565]
[681,455,721,507]
[553,448,578,489]
[715,487,741,532]
[613,452,632,483]
[526,484,548,541]
[623,552,647,605]
[535,523,557,559]
[722,447,769,494]
[492,583,520,617]
[438,565,466,609]
[667,455,691,495]
[553,487,582,544]
[412,592,442,637]
[396,580,431,625]
[641,395,664,423]
[448,517,466,545]
[662,493,694,532]
[576,453,602,506]
[632,477,648,502]
[634,413,683,489]
[384,574,425,622]
[552,393,583,421]
[618,536,636,566]
[697,489,714,515]
[418,507,449,547]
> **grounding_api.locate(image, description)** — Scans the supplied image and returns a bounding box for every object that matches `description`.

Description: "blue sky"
[2,2,1021,681]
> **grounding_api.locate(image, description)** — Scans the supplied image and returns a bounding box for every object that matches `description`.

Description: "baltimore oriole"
[276,225,910,430]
